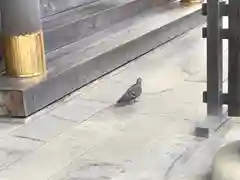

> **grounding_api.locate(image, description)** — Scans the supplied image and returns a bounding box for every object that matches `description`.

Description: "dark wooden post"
[203,0,224,116]
[228,0,240,116]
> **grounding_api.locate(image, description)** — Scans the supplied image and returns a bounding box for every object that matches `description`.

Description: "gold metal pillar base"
[180,0,203,6]
[2,31,46,78]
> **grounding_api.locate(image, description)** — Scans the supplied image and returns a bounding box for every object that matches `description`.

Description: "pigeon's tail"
[116,99,121,104]
[116,97,133,107]
[116,94,129,105]
[116,96,125,104]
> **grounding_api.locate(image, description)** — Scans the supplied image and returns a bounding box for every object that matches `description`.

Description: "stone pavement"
[0,25,239,180]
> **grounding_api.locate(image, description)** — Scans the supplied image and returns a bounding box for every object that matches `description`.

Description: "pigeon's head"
[136,77,142,84]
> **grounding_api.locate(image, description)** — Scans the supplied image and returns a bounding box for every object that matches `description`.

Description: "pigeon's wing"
[116,82,142,104]
[127,83,142,98]
[117,86,135,103]
[117,93,131,103]
[127,87,137,98]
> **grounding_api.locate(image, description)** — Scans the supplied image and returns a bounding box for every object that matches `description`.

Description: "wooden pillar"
[205,0,223,116]
[228,0,240,116]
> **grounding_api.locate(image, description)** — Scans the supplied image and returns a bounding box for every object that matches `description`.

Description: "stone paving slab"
[0,123,22,138]
[0,136,43,172]
[167,118,234,180]
[74,78,133,104]
[49,98,109,122]
[0,122,113,180]
[50,113,197,180]
[186,48,228,83]
[10,115,77,142]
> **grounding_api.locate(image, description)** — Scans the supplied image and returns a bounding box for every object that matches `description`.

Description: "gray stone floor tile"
[77,65,188,103]
[81,114,196,162]
[0,123,22,138]
[76,78,132,104]
[167,138,225,180]
[50,159,125,180]
[0,136,43,171]
[10,115,77,142]
[49,98,109,122]
[186,49,228,83]
[167,124,232,180]
[224,119,240,142]
[50,114,196,180]
[0,116,115,180]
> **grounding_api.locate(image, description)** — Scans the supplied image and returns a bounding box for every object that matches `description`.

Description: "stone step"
[40,0,99,18]
[42,0,167,52]
[0,2,204,117]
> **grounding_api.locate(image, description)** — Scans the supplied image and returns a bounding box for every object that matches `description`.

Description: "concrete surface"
[0,25,237,180]
[211,141,240,180]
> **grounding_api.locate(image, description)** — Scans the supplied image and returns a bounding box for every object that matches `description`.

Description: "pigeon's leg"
[133,99,139,103]
[128,100,134,105]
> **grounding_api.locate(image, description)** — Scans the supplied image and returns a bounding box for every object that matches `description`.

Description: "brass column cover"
[1,0,46,77]
[181,0,204,5]
[2,31,46,77]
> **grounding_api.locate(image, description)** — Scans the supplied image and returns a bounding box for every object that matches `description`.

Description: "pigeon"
[116,77,142,105]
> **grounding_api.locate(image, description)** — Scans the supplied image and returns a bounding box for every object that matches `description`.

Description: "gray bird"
[116,77,142,105]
